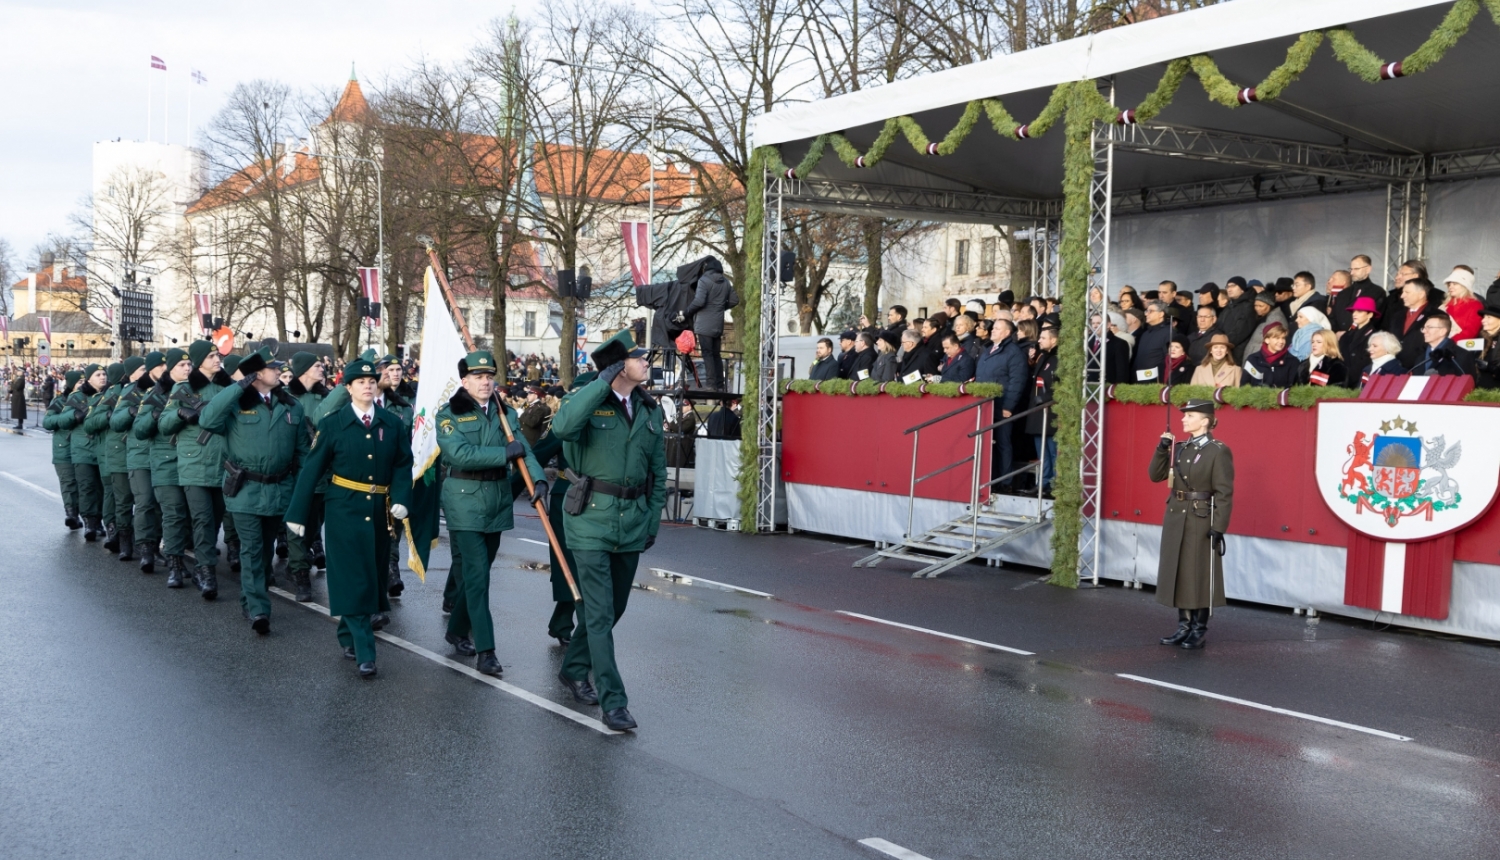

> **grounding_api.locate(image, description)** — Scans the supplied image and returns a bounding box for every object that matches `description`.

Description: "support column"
[1079,103,1114,587]
[754,173,785,533]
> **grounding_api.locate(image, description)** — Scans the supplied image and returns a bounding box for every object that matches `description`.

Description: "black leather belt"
[567,468,648,500]
[233,463,294,483]
[449,468,506,481]
[1174,490,1213,501]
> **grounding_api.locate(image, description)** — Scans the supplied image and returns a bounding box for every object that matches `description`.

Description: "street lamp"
[303,149,385,349]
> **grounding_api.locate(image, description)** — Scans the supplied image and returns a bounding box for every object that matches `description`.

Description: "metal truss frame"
[1026,221,1061,299]
[1108,122,1419,184]
[782,177,1062,226]
[1384,180,1428,286]
[755,172,786,533]
[1079,99,1114,588]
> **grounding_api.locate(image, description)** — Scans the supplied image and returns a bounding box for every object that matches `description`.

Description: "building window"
[980,237,997,275]
[524,311,537,337]
[954,239,969,275]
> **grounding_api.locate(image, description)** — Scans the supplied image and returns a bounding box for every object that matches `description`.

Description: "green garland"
[781,379,1005,399]
[737,148,768,527]
[1109,383,1360,409]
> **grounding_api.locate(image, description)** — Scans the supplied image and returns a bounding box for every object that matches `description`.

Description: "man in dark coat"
[1149,399,1234,650]
[1384,277,1441,369]
[1287,271,1328,324]
[681,257,738,390]
[1026,327,1059,495]
[835,331,859,379]
[881,306,908,344]
[1328,259,1385,331]
[847,333,878,380]
[807,338,840,381]
[1408,313,1477,377]
[1217,277,1259,360]
[9,371,26,430]
[519,386,550,445]
[975,320,1028,491]
[898,328,938,379]
[1186,305,1223,365]
[1130,302,1174,382]
[937,334,975,382]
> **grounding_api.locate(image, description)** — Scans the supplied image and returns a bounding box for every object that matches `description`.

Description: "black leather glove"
[530,481,548,505]
[177,405,201,423]
[236,375,255,390]
[643,534,656,551]
[1157,435,1173,450]
[505,439,526,463]
[1209,530,1226,557]
[600,360,626,385]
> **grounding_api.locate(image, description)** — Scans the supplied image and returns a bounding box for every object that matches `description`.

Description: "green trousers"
[74,463,102,519]
[442,539,466,608]
[110,471,135,536]
[547,498,577,639]
[129,470,161,544]
[101,471,115,527]
[337,615,377,663]
[561,550,639,712]
[447,531,502,652]
[233,512,280,619]
[184,486,225,568]
[155,484,191,557]
[54,462,79,518]
[286,493,323,575]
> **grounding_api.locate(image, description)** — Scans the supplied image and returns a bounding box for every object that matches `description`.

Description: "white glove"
[287,522,305,537]
[390,504,408,520]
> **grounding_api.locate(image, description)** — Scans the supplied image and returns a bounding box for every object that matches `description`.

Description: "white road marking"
[0,470,61,500]
[836,611,1034,656]
[517,537,549,547]
[1116,674,1412,741]
[268,587,614,734]
[858,837,933,860]
[650,568,772,598]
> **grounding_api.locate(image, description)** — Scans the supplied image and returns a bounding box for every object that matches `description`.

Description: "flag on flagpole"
[0,316,8,340]
[193,293,212,333]
[358,267,382,328]
[192,69,207,85]
[621,221,650,286]
[150,56,167,71]
[403,266,468,578]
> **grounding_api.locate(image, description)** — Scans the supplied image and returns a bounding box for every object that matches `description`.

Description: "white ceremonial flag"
[410,266,468,480]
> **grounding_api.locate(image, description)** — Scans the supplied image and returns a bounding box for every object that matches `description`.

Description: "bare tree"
[0,238,15,317]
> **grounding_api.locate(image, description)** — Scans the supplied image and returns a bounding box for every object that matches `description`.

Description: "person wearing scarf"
[1165,334,1193,384]
[1243,322,1298,387]
[1290,306,1332,361]
[1189,333,1242,388]
[1296,329,1350,388]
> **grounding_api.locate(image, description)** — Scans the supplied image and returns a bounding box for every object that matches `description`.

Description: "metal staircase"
[855,398,1054,579]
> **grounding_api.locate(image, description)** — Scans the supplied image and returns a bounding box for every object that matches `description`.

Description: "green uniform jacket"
[111,377,156,472]
[43,394,74,463]
[290,378,330,493]
[286,404,413,617]
[66,385,105,466]
[434,389,543,534]
[378,387,414,429]
[96,383,130,475]
[160,370,232,488]
[551,379,667,552]
[133,377,181,486]
[200,382,309,517]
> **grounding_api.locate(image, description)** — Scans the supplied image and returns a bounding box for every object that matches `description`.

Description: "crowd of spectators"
[507,353,560,385]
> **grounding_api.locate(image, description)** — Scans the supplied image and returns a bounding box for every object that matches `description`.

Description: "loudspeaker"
[557,269,576,298]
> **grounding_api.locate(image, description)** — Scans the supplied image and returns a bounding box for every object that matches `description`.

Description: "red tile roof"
[187,151,322,214]
[326,77,373,124]
[11,266,87,292]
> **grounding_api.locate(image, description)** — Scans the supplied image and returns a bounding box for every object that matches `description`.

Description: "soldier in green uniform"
[284,352,328,602]
[62,364,108,540]
[88,362,126,550]
[161,342,236,600]
[105,357,148,560]
[137,349,195,587]
[112,352,165,571]
[434,350,545,677]
[286,358,413,677]
[1149,399,1235,650]
[43,370,84,530]
[552,332,667,731]
[526,371,595,646]
[200,347,309,635]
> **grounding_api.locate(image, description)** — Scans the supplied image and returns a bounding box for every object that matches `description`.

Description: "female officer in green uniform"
[42,370,83,530]
[63,364,109,540]
[160,341,236,599]
[287,358,412,678]
[136,349,194,587]
[112,352,165,571]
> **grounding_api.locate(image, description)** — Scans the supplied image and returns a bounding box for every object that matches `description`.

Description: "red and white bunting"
[620,221,650,286]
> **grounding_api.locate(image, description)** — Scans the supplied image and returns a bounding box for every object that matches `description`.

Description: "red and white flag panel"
[358,267,381,326]
[151,56,167,71]
[0,317,8,339]
[194,293,212,332]
[621,221,650,286]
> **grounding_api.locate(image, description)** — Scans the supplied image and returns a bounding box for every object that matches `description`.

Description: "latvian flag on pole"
[0,316,8,340]
[39,317,51,343]
[151,56,167,71]
[194,293,212,333]
[621,221,650,286]
[358,267,382,327]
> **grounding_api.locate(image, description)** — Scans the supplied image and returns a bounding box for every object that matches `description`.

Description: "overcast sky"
[0,0,535,270]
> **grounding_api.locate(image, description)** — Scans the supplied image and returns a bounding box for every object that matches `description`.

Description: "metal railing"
[967,401,1053,551]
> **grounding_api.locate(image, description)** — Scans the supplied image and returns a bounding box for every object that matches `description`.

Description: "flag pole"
[419,239,581,602]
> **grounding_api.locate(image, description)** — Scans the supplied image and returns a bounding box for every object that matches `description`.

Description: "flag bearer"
[42,371,83,530]
[286,357,412,678]
[137,348,195,587]
[552,332,667,732]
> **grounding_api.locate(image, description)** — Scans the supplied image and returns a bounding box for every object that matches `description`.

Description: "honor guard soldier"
[284,352,328,602]
[160,341,237,600]
[526,372,596,646]
[286,358,412,677]
[552,332,667,732]
[43,371,84,530]
[434,350,545,677]
[1149,399,1235,649]
[112,352,166,571]
[90,361,128,551]
[200,348,310,635]
[61,364,108,540]
[136,349,195,587]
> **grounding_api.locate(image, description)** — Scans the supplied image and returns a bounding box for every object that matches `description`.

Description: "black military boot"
[83,516,103,541]
[275,535,289,558]
[116,530,135,562]
[226,540,241,573]
[65,512,82,530]
[1180,609,1210,650]
[309,538,326,570]
[103,523,120,552]
[292,568,313,603]
[165,556,187,588]
[195,566,218,601]
[138,541,160,573]
[1159,609,1192,646]
[371,612,389,631]
[387,557,404,598]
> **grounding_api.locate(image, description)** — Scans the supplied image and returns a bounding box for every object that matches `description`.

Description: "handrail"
[968,400,1054,438]
[903,394,1001,435]
[913,455,976,486]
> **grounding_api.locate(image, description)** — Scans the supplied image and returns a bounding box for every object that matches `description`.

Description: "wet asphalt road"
[2,428,1499,859]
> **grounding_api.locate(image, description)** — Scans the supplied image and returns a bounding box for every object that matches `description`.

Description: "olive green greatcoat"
[1148,434,1235,610]
[133,377,181,486]
[96,383,130,475]
[43,394,75,463]
[160,370,232,488]
[434,390,543,534]
[111,377,157,472]
[550,379,667,552]
[199,382,309,517]
[286,404,413,617]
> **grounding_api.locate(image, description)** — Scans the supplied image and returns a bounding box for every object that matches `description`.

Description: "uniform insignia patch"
[240,410,258,415]
[456,415,478,422]
[594,409,616,417]
[440,419,454,435]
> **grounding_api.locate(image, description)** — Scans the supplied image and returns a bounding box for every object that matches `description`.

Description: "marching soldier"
[161,341,237,600]
[103,357,147,560]
[112,352,165,572]
[526,371,596,646]
[200,347,309,635]
[88,362,127,551]
[61,364,108,540]
[552,332,667,732]
[285,352,328,602]
[434,349,545,677]
[43,370,84,530]
[375,353,413,599]
[286,357,413,677]
[136,348,195,587]
[1149,399,1235,650]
